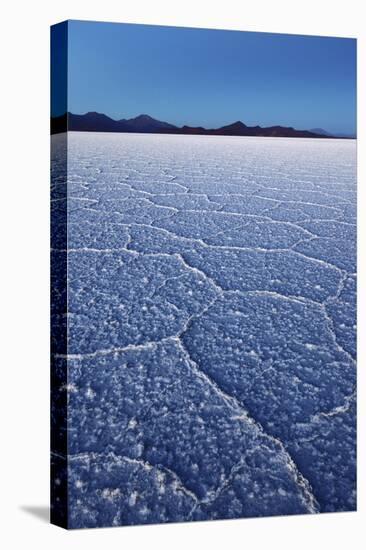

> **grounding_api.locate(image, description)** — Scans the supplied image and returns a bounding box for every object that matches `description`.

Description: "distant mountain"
[51,112,340,139]
[51,112,178,135]
[209,123,324,138]
[213,121,250,135]
[121,114,177,132]
[310,128,356,139]
[309,127,333,136]
[69,112,122,132]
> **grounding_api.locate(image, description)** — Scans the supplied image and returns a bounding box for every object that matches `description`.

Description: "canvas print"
[50,20,357,529]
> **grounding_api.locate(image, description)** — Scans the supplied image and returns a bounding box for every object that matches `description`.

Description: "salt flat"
[51,132,356,527]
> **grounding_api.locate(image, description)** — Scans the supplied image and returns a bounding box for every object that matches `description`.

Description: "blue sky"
[58,20,356,134]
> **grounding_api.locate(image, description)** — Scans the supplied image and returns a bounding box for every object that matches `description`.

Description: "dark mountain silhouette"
[51,112,177,134]
[178,125,212,135]
[68,112,177,133]
[214,121,250,135]
[121,114,177,132]
[51,111,342,139]
[69,112,122,132]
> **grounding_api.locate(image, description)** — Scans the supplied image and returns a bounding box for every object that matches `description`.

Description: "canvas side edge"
[50,20,69,529]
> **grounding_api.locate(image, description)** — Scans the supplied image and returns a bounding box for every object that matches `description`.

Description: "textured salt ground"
[51,132,356,528]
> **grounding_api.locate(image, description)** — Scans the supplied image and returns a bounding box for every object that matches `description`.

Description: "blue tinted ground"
[51,133,356,528]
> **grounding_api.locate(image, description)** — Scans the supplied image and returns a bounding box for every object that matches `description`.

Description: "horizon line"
[51,111,357,137]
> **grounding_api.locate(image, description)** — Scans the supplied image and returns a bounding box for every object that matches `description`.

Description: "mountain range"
[51,112,351,139]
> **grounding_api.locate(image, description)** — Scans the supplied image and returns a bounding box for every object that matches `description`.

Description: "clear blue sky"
[61,20,356,135]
